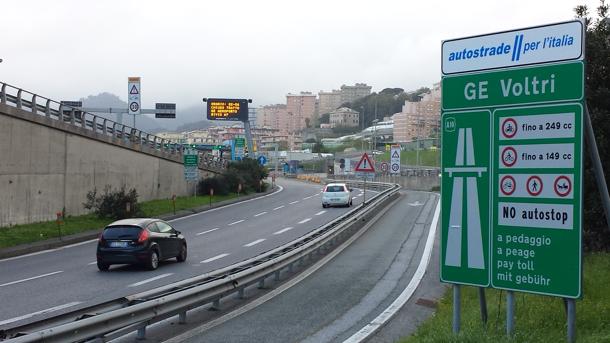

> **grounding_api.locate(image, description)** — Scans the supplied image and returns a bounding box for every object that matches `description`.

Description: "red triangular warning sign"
[130,85,139,95]
[355,153,375,172]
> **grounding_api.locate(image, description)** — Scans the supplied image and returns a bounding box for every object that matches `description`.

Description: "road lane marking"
[298,218,312,224]
[344,196,441,343]
[273,227,294,235]
[171,185,284,222]
[0,301,82,326]
[0,186,289,264]
[161,194,404,343]
[289,201,299,205]
[244,239,266,247]
[0,271,63,288]
[128,273,174,287]
[201,253,230,263]
[228,220,245,226]
[254,211,267,217]
[303,196,312,200]
[88,261,97,265]
[273,205,285,210]
[315,211,326,216]
[197,228,220,236]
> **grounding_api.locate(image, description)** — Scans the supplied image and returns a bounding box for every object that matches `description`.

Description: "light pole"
[360,106,365,152]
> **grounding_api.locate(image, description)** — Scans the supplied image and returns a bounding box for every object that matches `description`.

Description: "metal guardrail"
[0,82,228,172]
[0,182,399,342]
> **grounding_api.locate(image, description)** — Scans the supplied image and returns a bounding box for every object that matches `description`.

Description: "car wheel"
[322,204,327,208]
[177,244,187,262]
[97,261,109,272]
[147,249,160,270]
[349,199,353,206]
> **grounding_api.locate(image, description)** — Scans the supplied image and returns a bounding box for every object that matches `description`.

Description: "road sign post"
[390,145,401,175]
[128,77,141,127]
[441,20,584,338]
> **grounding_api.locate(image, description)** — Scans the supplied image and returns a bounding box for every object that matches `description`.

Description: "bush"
[197,159,269,196]
[83,185,142,220]
[197,176,229,196]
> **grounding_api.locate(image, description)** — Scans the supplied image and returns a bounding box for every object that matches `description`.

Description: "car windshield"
[325,185,346,192]
[103,226,142,239]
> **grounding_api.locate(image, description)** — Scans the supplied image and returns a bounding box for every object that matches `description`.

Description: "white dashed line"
[289,201,299,205]
[298,218,312,224]
[273,205,285,210]
[273,227,294,235]
[88,261,97,265]
[0,301,82,326]
[0,271,63,288]
[228,220,245,226]
[254,212,267,217]
[128,273,173,287]
[244,239,266,247]
[315,211,326,216]
[197,228,220,236]
[201,253,230,263]
[303,196,312,200]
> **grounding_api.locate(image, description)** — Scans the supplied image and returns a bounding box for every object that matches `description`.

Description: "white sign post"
[128,77,141,117]
[390,145,401,175]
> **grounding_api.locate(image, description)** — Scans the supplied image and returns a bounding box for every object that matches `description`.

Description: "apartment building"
[318,89,342,115]
[329,107,360,128]
[286,92,316,132]
[340,83,372,104]
[393,83,441,143]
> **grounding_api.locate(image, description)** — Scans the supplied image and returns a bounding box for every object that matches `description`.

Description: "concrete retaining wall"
[0,105,210,226]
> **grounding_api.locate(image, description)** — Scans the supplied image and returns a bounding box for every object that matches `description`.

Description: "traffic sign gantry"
[441,20,584,298]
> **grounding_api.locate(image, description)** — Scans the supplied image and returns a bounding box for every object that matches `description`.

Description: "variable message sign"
[207,98,249,122]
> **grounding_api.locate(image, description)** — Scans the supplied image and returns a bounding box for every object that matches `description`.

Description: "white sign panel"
[498,202,573,230]
[499,112,575,140]
[390,145,401,175]
[442,20,583,75]
[499,173,573,199]
[499,143,574,169]
[128,77,141,115]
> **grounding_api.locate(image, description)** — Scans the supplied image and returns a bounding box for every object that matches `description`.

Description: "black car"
[96,218,187,271]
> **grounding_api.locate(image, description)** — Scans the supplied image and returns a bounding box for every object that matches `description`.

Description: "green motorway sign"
[440,110,491,287]
[492,103,582,297]
[183,154,198,166]
[440,20,584,298]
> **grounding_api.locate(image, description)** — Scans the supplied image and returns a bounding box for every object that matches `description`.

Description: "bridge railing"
[0,82,228,172]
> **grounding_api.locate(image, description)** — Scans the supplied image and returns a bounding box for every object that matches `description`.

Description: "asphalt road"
[0,179,376,329]
[172,191,439,343]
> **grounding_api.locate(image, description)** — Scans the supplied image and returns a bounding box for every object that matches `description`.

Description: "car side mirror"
[349,188,353,192]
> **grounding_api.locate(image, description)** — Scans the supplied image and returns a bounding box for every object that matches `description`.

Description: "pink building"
[393,83,441,143]
[286,92,316,132]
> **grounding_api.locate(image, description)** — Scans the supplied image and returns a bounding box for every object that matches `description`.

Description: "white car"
[322,183,353,208]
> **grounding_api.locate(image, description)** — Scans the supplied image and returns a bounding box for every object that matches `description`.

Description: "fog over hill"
[79,93,220,133]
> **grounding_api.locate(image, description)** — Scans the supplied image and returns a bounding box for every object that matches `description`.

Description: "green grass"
[378,149,440,167]
[0,193,241,249]
[402,253,610,342]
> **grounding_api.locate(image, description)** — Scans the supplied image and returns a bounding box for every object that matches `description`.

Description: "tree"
[576,0,610,250]
[319,113,330,124]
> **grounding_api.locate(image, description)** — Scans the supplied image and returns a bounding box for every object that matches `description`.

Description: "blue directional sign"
[257,155,267,166]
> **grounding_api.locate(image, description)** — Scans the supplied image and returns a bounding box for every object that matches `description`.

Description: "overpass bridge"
[0,82,227,226]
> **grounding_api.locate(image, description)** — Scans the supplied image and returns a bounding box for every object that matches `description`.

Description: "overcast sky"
[0,0,600,109]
